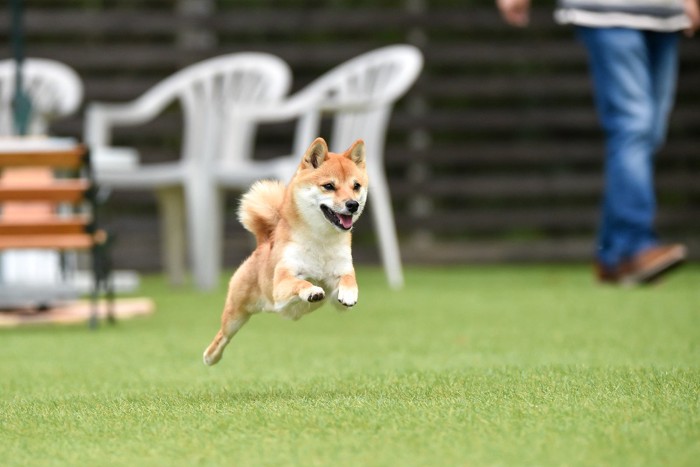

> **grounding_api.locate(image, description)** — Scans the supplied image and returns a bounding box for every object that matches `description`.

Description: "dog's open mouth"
[320,205,353,231]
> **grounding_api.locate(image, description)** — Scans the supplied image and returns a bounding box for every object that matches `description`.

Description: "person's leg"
[576,26,661,269]
[645,30,680,152]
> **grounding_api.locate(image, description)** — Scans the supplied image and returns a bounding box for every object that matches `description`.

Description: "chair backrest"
[292,45,423,161]
[148,53,292,167]
[0,58,83,136]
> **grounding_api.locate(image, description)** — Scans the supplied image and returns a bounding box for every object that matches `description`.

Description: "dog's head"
[292,138,368,233]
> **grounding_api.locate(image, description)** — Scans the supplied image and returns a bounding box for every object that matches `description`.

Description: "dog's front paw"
[300,285,325,303]
[337,286,358,307]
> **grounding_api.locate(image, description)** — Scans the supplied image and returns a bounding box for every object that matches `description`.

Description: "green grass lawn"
[1,264,699,466]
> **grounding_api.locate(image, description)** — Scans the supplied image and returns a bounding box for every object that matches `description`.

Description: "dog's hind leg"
[203,311,249,366]
[203,269,253,366]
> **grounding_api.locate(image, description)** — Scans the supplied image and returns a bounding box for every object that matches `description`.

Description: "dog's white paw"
[300,285,325,303]
[337,286,358,307]
[203,349,221,366]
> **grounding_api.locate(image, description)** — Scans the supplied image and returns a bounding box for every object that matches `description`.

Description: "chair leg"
[184,179,222,291]
[88,245,100,329]
[368,166,404,289]
[156,188,187,286]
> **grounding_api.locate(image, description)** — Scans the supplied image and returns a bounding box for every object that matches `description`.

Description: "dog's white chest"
[271,238,353,320]
[284,238,352,282]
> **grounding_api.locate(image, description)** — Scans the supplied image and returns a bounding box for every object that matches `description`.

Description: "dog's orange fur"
[203,138,368,365]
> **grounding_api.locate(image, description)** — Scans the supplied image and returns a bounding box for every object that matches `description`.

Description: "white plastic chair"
[84,53,292,289]
[0,58,83,136]
[216,44,424,289]
[0,58,84,303]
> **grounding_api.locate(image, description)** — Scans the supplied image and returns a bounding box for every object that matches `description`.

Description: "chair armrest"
[91,146,140,172]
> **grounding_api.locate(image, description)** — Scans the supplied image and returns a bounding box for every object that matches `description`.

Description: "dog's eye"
[322,183,336,191]
[353,182,361,191]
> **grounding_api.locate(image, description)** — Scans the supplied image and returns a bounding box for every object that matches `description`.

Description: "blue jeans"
[576,26,680,268]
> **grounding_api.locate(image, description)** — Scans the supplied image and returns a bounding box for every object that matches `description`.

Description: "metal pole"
[11,0,32,136]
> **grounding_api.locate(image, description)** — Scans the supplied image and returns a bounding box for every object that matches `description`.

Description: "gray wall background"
[2,0,698,271]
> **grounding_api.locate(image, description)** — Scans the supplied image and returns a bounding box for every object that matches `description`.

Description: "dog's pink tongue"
[338,214,353,229]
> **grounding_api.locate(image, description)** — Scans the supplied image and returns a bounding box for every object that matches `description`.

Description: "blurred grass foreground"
[1,265,699,466]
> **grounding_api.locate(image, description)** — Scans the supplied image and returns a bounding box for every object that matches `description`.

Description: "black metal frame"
[82,147,115,328]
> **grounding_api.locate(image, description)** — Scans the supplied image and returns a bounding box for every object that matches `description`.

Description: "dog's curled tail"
[238,180,285,244]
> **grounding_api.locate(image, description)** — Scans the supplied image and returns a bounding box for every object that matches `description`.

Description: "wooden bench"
[0,143,113,327]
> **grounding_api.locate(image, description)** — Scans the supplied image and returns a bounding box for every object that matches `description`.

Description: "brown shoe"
[595,261,621,284]
[619,244,688,285]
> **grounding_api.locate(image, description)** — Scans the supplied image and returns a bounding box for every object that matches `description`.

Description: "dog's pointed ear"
[345,139,366,167]
[302,138,329,169]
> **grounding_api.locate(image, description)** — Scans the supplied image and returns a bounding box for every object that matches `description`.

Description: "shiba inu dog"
[203,137,368,366]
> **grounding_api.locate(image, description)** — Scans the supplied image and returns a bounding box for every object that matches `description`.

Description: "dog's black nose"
[345,200,359,213]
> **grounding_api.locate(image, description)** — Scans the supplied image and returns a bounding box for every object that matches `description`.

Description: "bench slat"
[0,234,95,250]
[0,181,90,203]
[0,217,89,235]
[0,146,87,169]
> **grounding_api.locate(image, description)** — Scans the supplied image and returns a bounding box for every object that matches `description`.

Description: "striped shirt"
[555,0,691,30]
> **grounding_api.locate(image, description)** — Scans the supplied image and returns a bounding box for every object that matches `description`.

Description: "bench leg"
[103,242,116,324]
[88,244,100,329]
[157,187,187,286]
